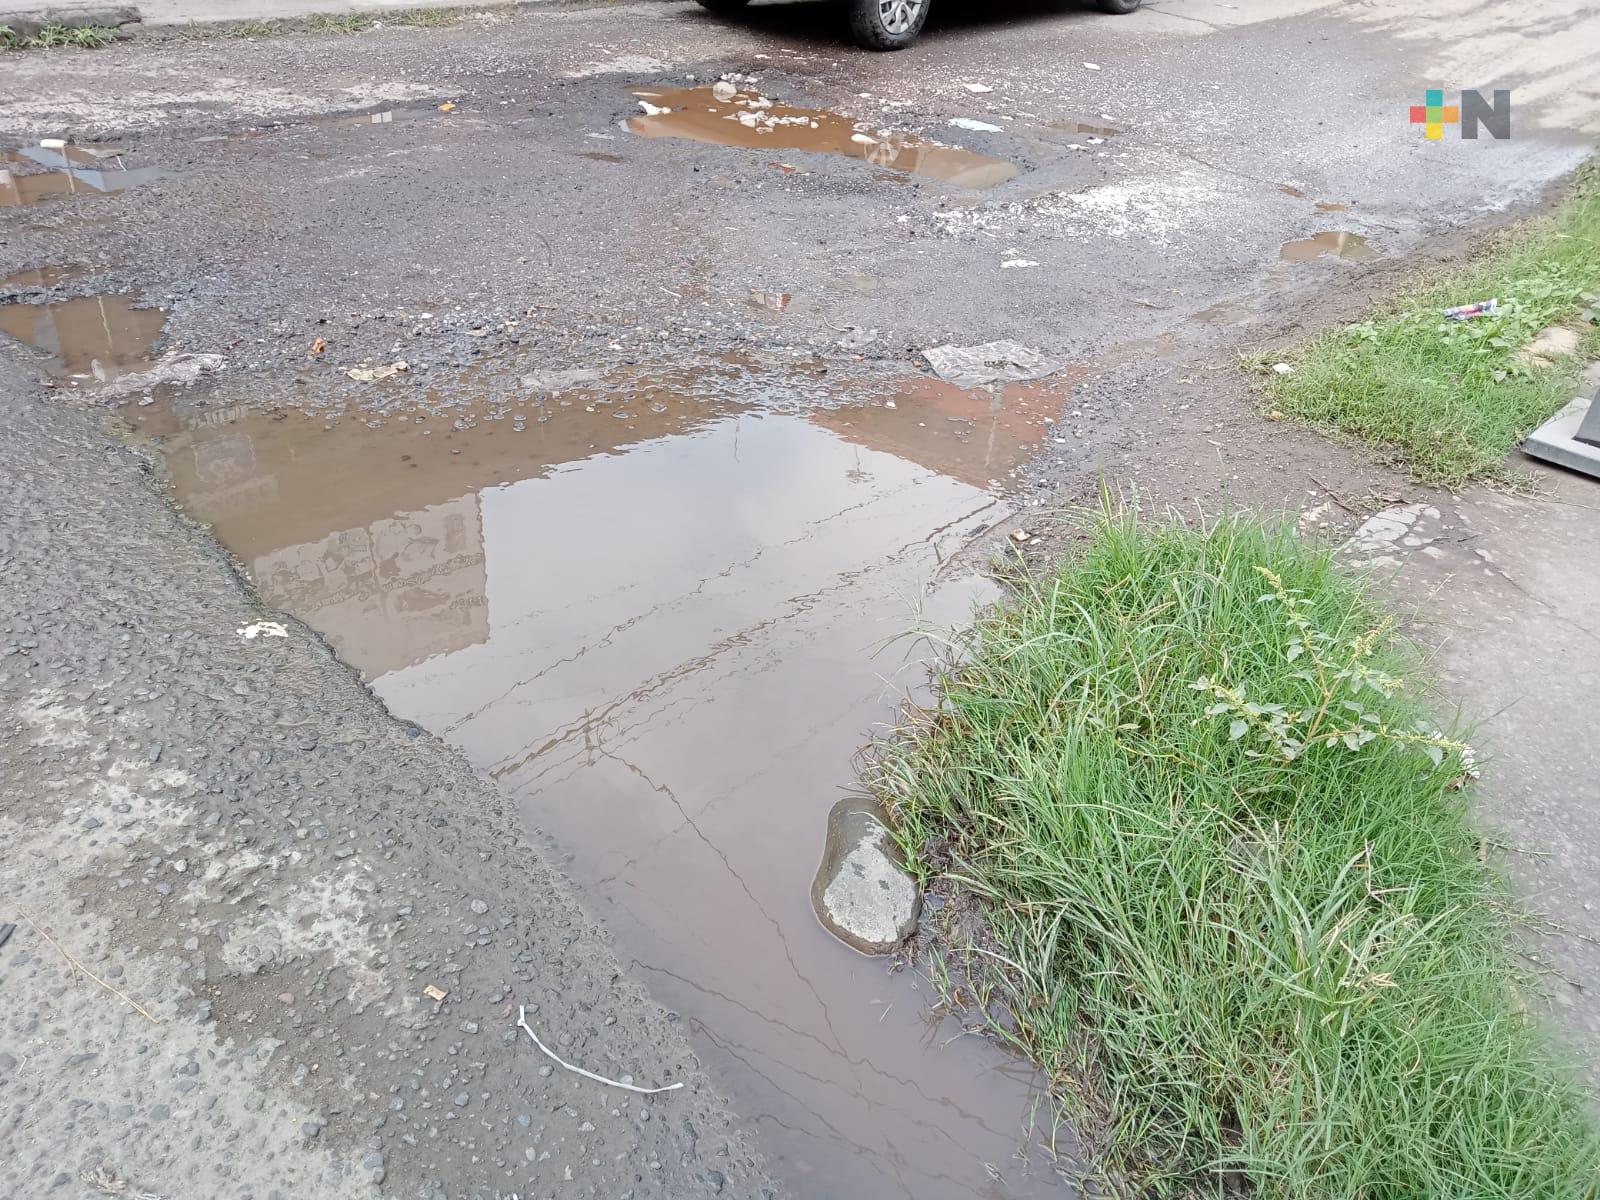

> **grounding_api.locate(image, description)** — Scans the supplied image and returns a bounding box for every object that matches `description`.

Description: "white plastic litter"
[238,622,288,640]
[948,118,1003,133]
[923,340,1066,388]
[516,1007,685,1095]
[101,352,226,397]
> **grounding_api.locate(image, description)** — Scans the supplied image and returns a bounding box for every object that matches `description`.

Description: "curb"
[0,3,138,35]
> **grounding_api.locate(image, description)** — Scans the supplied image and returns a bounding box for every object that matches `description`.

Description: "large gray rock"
[811,798,921,955]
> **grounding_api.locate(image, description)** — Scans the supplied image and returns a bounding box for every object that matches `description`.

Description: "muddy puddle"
[1,144,162,207]
[0,291,166,381]
[123,364,1077,1198]
[1046,118,1118,138]
[1,264,91,290]
[1279,230,1374,262]
[629,85,1019,189]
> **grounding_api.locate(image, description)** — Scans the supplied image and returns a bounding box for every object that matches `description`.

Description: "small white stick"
[516,1006,685,1095]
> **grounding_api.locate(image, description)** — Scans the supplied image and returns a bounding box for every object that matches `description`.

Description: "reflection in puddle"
[1047,118,1119,138]
[1279,231,1374,262]
[0,293,167,380]
[0,144,163,207]
[124,367,1074,1199]
[1,263,91,290]
[629,85,1019,189]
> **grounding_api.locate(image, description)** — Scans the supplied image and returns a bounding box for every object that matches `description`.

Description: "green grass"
[870,506,1600,1198]
[174,7,460,40]
[1,22,120,49]
[1262,165,1600,487]
[309,7,459,33]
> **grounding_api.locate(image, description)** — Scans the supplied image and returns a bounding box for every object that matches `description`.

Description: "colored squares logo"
[1410,89,1460,140]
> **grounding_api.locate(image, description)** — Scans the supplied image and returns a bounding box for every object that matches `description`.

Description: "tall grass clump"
[1263,163,1600,486]
[871,506,1600,1197]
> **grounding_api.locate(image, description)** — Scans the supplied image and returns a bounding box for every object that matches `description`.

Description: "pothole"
[1279,230,1374,262]
[120,360,1077,1198]
[1,144,163,207]
[628,84,1019,188]
[1,264,93,289]
[0,292,167,381]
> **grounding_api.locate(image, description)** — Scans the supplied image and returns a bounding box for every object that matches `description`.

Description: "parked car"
[697,0,1141,51]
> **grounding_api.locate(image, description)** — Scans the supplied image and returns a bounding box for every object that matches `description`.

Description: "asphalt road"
[1,2,1597,1197]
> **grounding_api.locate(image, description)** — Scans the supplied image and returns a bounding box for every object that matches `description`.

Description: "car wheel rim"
[878,0,921,34]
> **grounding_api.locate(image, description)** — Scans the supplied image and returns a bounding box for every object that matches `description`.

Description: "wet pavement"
[2,1,1597,1197]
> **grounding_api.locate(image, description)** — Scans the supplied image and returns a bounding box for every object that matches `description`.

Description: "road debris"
[948,117,1003,133]
[520,366,604,391]
[1272,362,1294,375]
[962,82,994,94]
[1443,298,1499,320]
[1001,259,1040,269]
[100,352,225,398]
[516,1006,685,1094]
[346,360,408,381]
[811,798,921,955]
[238,621,288,639]
[923,339,1066,387]
[21,911,159,1023]
[423,984,448,1001]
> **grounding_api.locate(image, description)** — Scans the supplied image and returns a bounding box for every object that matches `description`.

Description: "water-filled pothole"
[628,85,1019,188]
[122,362,1078,1198]
[0,292,167,380]
[0,144,163,207]
[1279,230,1374,262]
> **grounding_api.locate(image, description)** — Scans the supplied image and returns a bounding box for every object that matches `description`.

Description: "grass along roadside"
[1,23,120,49]
[869,507,1600,1197]
[1260,163,1600,487]
[172,6,472,39]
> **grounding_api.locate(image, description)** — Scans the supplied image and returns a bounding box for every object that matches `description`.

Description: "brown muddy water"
[629,86,1019,189]
[122,364,1079,1198]
[0,292,166,380]
[0,144,163,207]
[1279,230,1374,262]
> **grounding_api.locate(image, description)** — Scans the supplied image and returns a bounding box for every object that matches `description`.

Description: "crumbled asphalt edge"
[0,361,774,1199]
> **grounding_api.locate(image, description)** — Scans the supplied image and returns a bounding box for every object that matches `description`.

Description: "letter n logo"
[1461,89,1512,139]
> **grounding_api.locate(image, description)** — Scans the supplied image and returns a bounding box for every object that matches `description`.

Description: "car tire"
[695,0,751,13]
[1095,0,1142,12]
[848,0,928,50]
